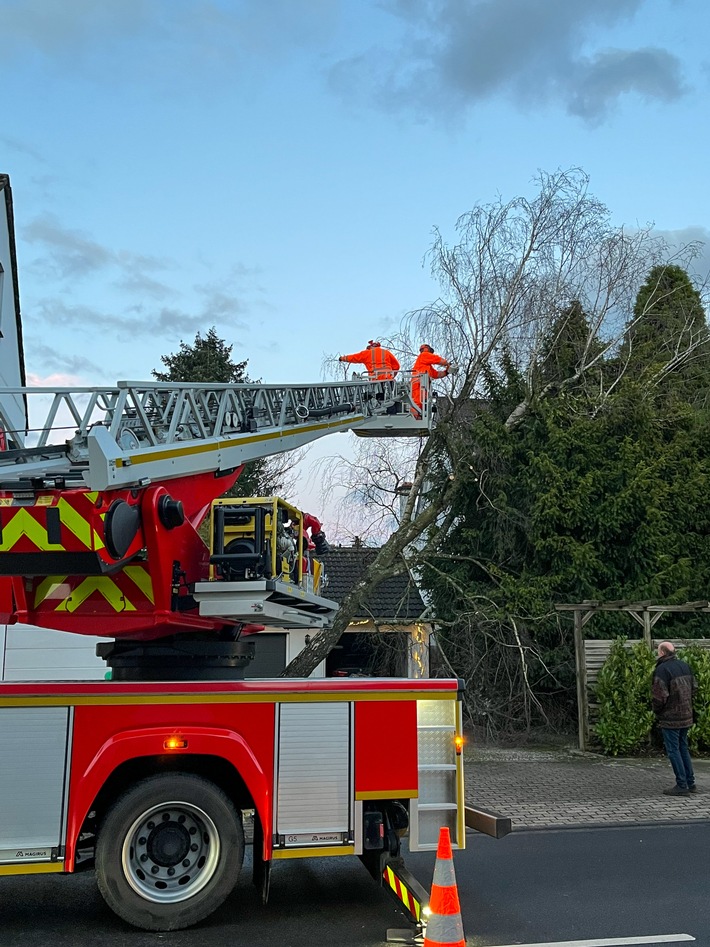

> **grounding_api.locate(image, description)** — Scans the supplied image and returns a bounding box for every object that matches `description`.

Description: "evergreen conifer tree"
[624,264,709,401]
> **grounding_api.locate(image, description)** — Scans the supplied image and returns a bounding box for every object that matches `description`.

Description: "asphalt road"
[1,824,708,946]
[446,823,710,945]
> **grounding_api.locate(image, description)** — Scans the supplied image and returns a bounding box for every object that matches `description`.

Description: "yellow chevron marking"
[95,507,106,551]
[57,497,93,550]
[124,565,155,604]
[55,576,136,613]
[34,575,70,608]
[83,494,107,551]
[0,508,64,551]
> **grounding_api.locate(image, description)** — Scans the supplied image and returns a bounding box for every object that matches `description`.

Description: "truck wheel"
[96,773,244,931]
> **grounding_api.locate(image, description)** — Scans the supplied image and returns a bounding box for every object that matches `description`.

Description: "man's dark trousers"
[661,727,695,789]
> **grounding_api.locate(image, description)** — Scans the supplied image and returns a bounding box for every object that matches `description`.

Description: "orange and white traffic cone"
[423,826,465,947]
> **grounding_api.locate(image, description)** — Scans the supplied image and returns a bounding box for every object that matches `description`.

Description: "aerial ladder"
[0,174,442,679]
[1,171,439,679]
[0,376,435,678]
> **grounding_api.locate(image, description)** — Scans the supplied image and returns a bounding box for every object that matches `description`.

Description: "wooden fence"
[557,602,710,750]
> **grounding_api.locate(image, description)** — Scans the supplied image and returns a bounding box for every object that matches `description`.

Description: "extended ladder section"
[0,376,433,491]
[1,174,439,649]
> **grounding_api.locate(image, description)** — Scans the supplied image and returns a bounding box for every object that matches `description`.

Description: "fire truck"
[0,174,464,933]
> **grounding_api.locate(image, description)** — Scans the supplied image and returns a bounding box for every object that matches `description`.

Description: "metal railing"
[0,375,432,490]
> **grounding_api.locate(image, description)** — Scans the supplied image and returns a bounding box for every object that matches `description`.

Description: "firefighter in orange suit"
[339,340,400,380]
[411,344,449,415]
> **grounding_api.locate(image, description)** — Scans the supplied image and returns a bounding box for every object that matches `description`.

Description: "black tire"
[95,773,244,931]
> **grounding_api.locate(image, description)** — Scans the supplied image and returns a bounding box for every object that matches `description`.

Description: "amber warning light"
[164,736,189,750]
[454,735,465,756]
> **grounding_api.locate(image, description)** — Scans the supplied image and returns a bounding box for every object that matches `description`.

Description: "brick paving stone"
[463,746,710,829]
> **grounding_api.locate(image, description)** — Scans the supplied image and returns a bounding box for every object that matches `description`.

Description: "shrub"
[678,644,710,752]
[594,638,655,755]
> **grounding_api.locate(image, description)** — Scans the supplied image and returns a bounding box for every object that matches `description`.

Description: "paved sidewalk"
[463,745,710,829]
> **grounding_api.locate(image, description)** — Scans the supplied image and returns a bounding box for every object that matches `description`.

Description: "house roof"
[319,546,426,622]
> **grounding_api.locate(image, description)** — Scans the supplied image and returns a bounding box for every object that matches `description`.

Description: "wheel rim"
[121,800,221,903]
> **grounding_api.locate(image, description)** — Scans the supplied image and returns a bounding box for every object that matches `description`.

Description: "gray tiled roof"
[319,547,426,621]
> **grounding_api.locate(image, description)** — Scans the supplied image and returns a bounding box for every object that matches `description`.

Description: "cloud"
[26,370,89,387]
[197,290,248,319]
[330,0,687,122]
[566,48,685,120]
[23,216,115,278]
[654,225,710,285]
[192,264,267,320]
[113,271,176,301]
[22,215,169,283]
[0,135,48,164]
[27,340,103,377]
[0,1,154,57]
[0,0,689,122]
[20,218,257,358]
[0,0,338,86]
[30,295,248,342]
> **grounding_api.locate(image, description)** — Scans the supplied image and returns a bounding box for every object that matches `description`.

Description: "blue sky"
[2,0,709,523]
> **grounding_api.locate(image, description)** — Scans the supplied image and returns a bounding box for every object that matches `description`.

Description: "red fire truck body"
[0,676,464,931]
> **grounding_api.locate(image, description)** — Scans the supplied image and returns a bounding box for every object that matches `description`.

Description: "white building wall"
[0,625,325,682]
[286,628,326,677]
[1,625,111,682]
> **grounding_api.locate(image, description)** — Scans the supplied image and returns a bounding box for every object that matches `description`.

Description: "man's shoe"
[663,785,690,796]
[688,784,697,793]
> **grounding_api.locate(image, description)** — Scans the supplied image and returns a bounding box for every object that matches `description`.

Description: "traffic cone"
[423,826,465,947]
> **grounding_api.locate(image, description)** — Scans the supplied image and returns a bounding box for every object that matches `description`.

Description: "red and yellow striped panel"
[0,492,106,554]
[383,863,425,922]
[30,564,154,615]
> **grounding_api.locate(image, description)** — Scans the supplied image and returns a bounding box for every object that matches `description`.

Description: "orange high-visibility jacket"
[412,351,448,408]
[341,347,400,380]
[412,350,448,379]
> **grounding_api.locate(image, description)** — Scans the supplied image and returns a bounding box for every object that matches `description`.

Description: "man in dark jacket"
[652,641,698,796]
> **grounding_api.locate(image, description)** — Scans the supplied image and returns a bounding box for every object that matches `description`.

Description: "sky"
[2,0,710,528]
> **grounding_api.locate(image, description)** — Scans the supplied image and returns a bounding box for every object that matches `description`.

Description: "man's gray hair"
[657,640,676,656]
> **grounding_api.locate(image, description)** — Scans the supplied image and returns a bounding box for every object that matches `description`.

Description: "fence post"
[574,609,588,752]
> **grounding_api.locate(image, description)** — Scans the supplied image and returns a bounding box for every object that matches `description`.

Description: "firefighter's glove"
[313,531,330,554]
